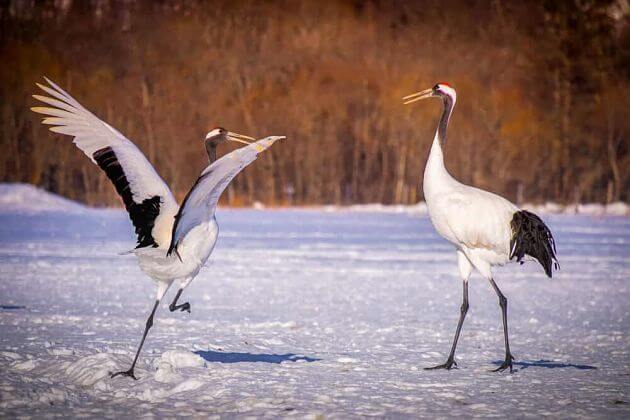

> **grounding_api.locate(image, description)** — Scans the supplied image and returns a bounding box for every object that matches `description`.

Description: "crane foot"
[110,368,138,380]
[492,354,515,373]
[425,358,458,370]
[169,302,191,313]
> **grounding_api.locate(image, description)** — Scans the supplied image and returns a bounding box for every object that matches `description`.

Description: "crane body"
[32,78,285,379]
[404,83,558,372]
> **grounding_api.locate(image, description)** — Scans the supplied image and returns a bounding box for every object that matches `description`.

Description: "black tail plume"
[509,210,559,277]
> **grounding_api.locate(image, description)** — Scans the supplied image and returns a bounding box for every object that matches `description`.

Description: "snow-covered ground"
[0,184,628,418]
[323,200,629,216]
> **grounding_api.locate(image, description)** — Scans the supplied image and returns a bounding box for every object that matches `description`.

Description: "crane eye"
[433,84,440,91]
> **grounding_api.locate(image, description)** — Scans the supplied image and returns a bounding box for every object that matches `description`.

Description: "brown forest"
[1,0,629,207]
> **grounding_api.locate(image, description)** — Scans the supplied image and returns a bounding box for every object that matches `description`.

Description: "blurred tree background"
[1,0,628,206]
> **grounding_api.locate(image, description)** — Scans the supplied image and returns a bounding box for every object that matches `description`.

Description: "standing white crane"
[403,83,558,372]
[31,77,285,379]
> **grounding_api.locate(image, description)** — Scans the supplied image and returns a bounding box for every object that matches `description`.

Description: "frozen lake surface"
[0,187,628,417]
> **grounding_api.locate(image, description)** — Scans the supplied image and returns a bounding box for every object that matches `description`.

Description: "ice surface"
[0,184,629,417]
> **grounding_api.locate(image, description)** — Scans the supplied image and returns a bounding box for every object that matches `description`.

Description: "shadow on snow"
[194,350,321,364]
[492,359,597,370]
[0,305,26,310]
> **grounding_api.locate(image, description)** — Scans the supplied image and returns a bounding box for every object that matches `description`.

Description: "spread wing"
[167,136,284,257]
[31,77,178,248]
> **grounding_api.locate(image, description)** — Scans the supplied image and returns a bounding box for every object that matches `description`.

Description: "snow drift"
[0,183,627,216]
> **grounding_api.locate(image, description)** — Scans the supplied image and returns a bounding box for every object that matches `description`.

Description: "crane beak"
[226,131,256,145]
[402,88,434,105]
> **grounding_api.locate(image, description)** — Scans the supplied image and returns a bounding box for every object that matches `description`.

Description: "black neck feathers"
[205,141,217,163]
[437,96,454,146]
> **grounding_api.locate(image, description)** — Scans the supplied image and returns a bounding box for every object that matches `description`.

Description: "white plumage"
[32,78,285,379]
[168,138,278,258]
[404,83,558,372]
[33,78,179,247]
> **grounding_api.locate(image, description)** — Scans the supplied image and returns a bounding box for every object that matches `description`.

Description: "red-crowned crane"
[32,78,285,379]
[403,83,558,372]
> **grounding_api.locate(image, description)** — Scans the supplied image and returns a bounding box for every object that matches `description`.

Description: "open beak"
[227,131,256,145]
[402,88,434,105]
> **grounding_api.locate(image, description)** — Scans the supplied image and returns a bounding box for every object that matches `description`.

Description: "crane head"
[403,82,456,105]
[205,127,255,146]
[205,127,256,163]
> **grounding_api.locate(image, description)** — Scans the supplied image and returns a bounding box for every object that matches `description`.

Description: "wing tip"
[36,77,54,90]
[30,106,52,114]
[43,76,58,89]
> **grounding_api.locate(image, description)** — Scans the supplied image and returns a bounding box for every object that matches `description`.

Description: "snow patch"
[324,202,428,216]
[0,183,86,214]
[333,201,628,216]
[1,351,22,360]
[521,201,628,216]
[337,357,360,363]
[158,350,206,369]
[11,359,37,371]
[0,183,627,216]
[64,353,127,387]
[154,351,206,383]
[606,202,629,216]
[249,320,298,330]
[138,379,205,403]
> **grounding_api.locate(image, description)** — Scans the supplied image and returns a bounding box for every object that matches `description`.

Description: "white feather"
[169,136,285,254]
[424,135,517,271]
[32,78,179,247]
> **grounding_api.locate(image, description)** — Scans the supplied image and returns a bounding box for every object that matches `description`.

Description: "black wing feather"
[509,210,559,277]
[93,146,161,248]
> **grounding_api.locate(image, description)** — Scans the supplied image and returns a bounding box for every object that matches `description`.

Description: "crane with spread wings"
[32,78,285,379]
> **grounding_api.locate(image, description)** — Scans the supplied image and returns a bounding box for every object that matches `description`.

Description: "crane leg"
[169,288,191,313]
[489,278,514,373]
[111,282,169,380]
[111,299,160,380]
[426,280,469,370]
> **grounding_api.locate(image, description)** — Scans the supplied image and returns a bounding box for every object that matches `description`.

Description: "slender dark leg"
[489,278,514,373]
[111,299,160,380]
[426,281,469,370]
[169,288,191,313]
